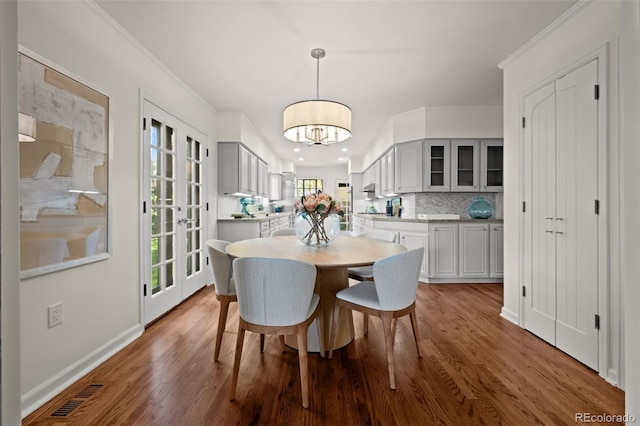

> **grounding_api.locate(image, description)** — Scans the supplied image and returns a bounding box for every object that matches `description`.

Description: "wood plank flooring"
[24,283,624,425]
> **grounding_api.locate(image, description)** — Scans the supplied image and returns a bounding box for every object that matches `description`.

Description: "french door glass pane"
[185,136,203,279]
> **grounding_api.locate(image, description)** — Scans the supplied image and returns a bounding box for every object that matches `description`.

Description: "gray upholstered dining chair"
[269,228,297,237]
[230,257,323,408]
[347,229,397,281]
[206,239,237,361]
[329,247,424,390]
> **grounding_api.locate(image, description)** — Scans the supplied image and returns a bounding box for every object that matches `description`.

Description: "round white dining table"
[225,235,407,352]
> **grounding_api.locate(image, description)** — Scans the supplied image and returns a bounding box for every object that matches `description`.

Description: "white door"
[142,100,208,324]
[554,59,599,370]
[522,59,599,370]
[523,81,557,344]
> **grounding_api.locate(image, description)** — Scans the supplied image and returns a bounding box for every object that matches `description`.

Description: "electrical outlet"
[48,303,63,328]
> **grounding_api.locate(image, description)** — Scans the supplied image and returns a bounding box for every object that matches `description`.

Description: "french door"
[142,100,208,324]
[522,59,600,370]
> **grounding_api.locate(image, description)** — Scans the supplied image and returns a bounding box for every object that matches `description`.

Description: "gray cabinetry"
[459,223,489,278]
[423,139,451,192]
[268,173,282,200]
[428,223,458,278]
[451,140,480,192]
[394,140,423,193]
[218,142,268,196]
[480,140,504,192]
[490,223,504,278]
[399,231,429,276]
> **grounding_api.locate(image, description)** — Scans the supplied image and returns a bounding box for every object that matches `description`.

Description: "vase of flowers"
[294,192,345,246]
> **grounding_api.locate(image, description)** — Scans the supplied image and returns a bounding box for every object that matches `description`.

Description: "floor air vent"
[50,383,104,417]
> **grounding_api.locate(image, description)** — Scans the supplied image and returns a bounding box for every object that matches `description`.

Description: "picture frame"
[18,48,111,278]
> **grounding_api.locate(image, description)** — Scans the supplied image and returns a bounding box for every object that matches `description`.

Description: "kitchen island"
[352,213,503,283]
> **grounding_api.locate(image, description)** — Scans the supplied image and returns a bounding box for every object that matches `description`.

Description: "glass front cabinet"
[423,140,451,192]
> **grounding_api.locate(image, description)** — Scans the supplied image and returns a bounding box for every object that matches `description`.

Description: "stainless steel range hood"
[362,183,375,192]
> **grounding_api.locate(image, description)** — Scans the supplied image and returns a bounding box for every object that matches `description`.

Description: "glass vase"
[295,212,340,246]
[468,196,494,219]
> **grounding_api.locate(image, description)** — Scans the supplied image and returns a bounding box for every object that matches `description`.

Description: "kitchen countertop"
[352,213,503,224]
[217,212,293,223]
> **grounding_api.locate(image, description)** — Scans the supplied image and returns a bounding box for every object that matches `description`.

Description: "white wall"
[500,1,621,383]
[17,1,218,415]
[1,1,22,423]
[621,0,640,416]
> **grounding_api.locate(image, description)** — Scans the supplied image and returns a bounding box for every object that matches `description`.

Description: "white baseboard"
[21,324,143,418]
[500,307,519,325]
[605,368,619,388]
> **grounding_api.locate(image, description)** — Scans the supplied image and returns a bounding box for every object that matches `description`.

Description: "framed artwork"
[18,49,110,278]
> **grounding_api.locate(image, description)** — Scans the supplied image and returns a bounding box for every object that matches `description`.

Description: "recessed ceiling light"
[341,148,348,152]
[294,148,300,152]
[338,157,344,161]
[298,157,304,161]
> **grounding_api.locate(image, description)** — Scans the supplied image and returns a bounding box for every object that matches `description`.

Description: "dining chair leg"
[315,309,325,358]
[230,325,246,400]
[328,304,341,359]
[260,334,265,353]
[214,298,231,361]
[391,318,397,347]
[297,324,310,408]
[409,308,423,357]
[381,312,396,390]
[363,313,369,336]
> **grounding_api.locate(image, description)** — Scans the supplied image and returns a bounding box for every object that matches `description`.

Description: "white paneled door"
[142,100,208,325]
[522,59,600,370]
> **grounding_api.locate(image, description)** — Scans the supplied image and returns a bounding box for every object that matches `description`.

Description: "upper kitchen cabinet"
[257,159,268,197]
[480,140,503,192]
[394,140,423,193]
[451,140,480,192]
[268,172,282,200]
[383,148,395,196]
[218,142,265,196]
[423,139,451,192]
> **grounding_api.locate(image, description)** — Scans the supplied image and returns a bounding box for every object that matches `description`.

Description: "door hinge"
[595,199,600,215]
[144,284,147,297]
[522,201,526,213]
[522,286,526,297]
[595,314,600,330]
[206,202,209,211]
[143,201,147,214]
[594,84,600,100]
[206,148,209,157]
[143,118,147,130]
[206,256,209,265]
[522,117,526,128]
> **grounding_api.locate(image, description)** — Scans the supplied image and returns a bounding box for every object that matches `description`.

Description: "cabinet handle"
[545,217,553,220]
[554,217,563,221]
[545,230,553,233]
[555,231,564,234]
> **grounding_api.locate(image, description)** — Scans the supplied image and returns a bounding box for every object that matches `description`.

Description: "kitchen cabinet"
[423,140,451,192]
[374,159,382,198]
[490,223,504,278]
[218,142,269,196]
[218,213,293,242]
[480,140,503,192]
[381,148,395,196]
[394,140,423,193]
[428,223,458,278]
[451,140,480,192]
[459,223,489,278]
[257,159,268,197]
[268,173,282,200]
[399,231,428,276]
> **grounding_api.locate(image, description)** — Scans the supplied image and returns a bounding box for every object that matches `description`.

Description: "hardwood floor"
[24,283,624,425]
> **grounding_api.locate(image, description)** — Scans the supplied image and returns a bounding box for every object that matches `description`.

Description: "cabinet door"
[239,147,251,194]
[481,140,504,192]
[395,140,423,193]
[490,224,504,278]
[374,159,382,198]
[451,140,479,192]
[423,140,451,192]
[399,231,428,277]
[459,224,489,278]
[218,143,240,195]
[385,149,395,195]
[268,173,282,200]
[257,160,268,197]
[428,224,458,278]
[249,153,258,195]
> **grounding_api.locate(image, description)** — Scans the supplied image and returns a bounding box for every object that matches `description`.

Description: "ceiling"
[95,0,575,168]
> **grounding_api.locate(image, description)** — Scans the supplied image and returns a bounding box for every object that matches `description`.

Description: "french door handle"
[545,230,553,233]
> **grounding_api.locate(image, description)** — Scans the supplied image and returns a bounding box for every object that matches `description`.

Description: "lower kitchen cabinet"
[398,231,429,277]
[459,223,489,278]
[218,213,293,242]
[428,224,458,279]
[490,223,504,278]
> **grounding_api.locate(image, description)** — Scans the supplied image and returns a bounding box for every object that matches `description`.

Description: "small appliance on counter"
[239,197,256,217]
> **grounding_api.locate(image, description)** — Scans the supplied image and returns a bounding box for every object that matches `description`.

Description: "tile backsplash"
[365,192,502,220]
